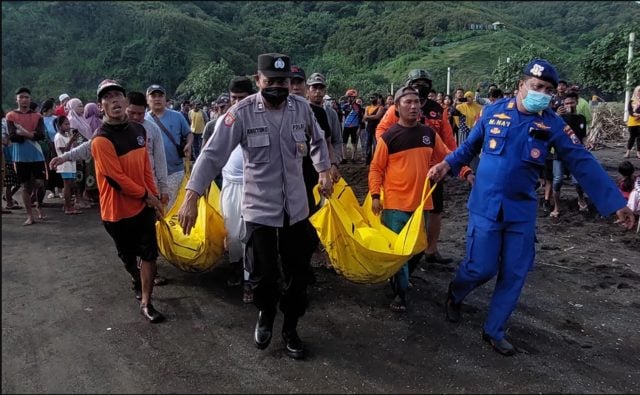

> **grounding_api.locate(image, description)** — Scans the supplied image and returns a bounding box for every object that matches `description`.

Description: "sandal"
[154,275,168,286]
[65,209,83,215]
[389,296,407,313]
[242,284,254,304]
[578,201,589,212]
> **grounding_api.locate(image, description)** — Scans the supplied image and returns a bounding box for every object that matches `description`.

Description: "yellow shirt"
[455,102,483,128]
[628,97,640,127]
[189,109,205,134]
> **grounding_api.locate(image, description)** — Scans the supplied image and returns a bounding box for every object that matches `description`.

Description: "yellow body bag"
[309,177,435,284]
[156,165,227,272]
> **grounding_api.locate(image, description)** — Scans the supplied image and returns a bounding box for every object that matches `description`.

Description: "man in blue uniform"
[427,59,635,356]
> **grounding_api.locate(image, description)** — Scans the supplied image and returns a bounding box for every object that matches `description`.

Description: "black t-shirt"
[561,112,587,141]
[302,103,332,216]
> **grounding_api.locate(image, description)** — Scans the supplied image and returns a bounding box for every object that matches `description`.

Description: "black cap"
[257,53,293,78]
[146,84,166,96]
[228,76,255,94]
[216,94,230,105]
[15,87,31,95]
[394,86,419,104]
[291,65,306,81]
[97,79,126,100]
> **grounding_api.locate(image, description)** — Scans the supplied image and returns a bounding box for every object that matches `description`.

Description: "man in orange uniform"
[369,86,454,312]
[92,79,165,323]
[376,69,473,267]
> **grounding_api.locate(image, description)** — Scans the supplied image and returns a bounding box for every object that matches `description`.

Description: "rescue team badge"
[533,121,550,130]
[274,58,285,69]
[489,139,497,149]
[137,136,145,146]
[530,148,541,159]
[224,112,236,126]
[422,135,431,145]
[563,124,581,145]
[493,113,511,120]
[530,64,544,77]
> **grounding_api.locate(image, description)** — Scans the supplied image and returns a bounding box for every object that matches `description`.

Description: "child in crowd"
[617,161,635,200]
[54,116,82,215]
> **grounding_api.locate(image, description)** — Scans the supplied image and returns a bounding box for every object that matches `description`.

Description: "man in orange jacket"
[376,69,473,267]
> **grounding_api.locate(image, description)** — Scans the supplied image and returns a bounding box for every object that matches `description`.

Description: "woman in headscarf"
[83,102,102,137]
[66,98,94,207]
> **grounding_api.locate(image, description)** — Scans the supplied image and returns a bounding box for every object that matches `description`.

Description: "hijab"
[66,98,92,140]
[83,102,102,136]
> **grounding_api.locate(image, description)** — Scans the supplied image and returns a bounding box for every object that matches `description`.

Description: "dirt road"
[2,144,639,393]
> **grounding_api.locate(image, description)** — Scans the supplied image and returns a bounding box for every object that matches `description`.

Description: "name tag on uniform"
[247,127,267,135]
[292,123,305,131]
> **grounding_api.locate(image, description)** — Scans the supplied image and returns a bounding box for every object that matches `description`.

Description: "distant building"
[465,22,505,31]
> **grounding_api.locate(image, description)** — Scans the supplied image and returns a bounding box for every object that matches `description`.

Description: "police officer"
[428,59,636,356]
[177,53,333,360]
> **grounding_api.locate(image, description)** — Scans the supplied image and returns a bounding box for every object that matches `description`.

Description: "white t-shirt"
[54,133,76,174]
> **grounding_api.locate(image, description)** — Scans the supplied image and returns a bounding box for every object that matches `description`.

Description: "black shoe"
[425,251,453,264]
[140,303,164,323]
[254,310,275,349]
[445,284,461,323]
[482,332,515,356]
[133,281,142,301]
[282,330,305,360]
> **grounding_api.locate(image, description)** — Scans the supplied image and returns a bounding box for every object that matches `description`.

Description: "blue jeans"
[192,133,203,161]
[552,159,583,196]
[381,209,429,301]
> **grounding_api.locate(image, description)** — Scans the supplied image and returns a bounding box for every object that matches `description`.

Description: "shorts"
[429,180,444,214]
[103,206,159,265]
[60,172,76,180]
[342,126,359,145]
[15,161,46,184]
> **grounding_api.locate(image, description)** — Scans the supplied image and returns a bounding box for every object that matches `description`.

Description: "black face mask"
[261,87,289,106]
[411,84,431,103]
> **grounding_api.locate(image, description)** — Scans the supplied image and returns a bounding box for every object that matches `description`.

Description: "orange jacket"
[369,123,450,212]
[376,104,472,179]
[91,121,157,222]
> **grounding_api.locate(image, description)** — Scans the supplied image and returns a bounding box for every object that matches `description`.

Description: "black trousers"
[243,217,314,318]
[627,125,640,151]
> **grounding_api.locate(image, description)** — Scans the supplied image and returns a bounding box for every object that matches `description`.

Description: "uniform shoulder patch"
[224,111,236,127]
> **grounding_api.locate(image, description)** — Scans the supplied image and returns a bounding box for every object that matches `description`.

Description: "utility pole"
[624,32,635,123]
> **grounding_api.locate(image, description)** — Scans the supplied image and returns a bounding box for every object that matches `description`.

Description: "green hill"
[2,1,638,108]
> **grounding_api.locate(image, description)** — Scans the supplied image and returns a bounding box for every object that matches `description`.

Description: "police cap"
[523,58,559,88]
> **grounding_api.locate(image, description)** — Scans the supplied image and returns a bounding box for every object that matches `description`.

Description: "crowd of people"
[2,53,639,360]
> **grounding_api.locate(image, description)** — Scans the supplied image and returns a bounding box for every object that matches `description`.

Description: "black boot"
[282,315,305,360]
[254,310,275,349]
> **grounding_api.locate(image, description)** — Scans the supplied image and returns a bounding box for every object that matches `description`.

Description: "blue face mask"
[522,89,552,113]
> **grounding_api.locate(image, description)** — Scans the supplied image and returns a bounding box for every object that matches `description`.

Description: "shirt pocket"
[483,135,506,156]
[292,131,308,159]
[521,137,548,167]
[247,133,270,164]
